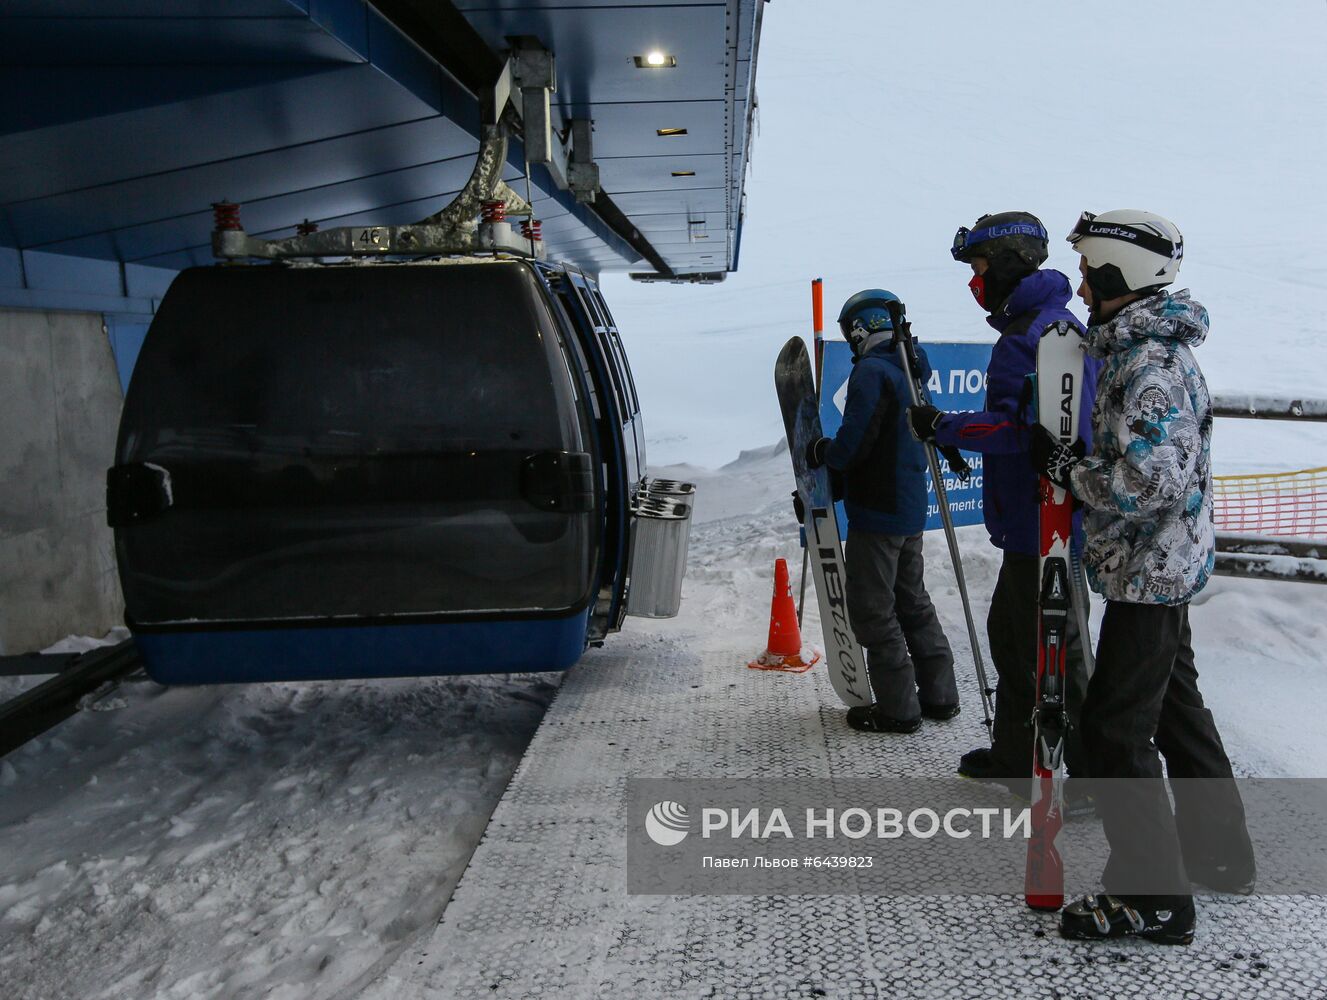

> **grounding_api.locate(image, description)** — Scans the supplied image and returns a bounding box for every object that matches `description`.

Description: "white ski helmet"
[1066,209,1184,300]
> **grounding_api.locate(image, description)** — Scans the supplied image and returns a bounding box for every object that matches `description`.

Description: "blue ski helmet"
[837,289,900,356]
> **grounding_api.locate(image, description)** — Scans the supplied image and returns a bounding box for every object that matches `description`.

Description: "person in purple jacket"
[906,211,1098,790]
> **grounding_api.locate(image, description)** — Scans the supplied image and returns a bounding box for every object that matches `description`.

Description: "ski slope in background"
[604,0,1327,473]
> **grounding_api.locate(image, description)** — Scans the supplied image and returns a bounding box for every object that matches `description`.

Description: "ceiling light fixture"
[634,52,677,69]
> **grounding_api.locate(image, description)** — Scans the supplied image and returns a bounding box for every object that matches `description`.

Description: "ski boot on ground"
[920,701,960,721]
[1058,894,1195,946]
[956,747,1022,793]
[846,705,922,734]
[1188,859,1256,895]
[1061,779,1097,822]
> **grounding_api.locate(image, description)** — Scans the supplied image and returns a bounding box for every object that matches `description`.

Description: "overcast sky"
[601,0,1327,470]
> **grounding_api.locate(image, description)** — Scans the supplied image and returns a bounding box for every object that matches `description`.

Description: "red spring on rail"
[212,201,242,231]
[481,200,506,224]
[521,219,543,242]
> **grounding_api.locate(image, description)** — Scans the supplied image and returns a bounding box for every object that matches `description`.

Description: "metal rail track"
[0,640,142,757]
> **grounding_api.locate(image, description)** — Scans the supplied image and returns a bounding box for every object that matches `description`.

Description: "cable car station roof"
[0,0,764,314]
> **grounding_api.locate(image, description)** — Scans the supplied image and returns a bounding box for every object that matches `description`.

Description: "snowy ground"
[0,658,556,999]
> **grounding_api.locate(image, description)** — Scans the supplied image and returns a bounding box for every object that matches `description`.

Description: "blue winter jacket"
[933,269,1098,555]
[824,340,931,536]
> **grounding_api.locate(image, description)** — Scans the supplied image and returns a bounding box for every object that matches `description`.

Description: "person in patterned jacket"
[1033,210,1255,946]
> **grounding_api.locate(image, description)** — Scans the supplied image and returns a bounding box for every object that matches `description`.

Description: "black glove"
[791,489,805,524]
[829,467,845,502]
[906,404,943,443]
[805,436,830,470]
[939,445,972,483]
[1031,425,1085,491]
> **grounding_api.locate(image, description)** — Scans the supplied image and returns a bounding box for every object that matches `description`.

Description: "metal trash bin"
[643,478,696,499]
[626,493,693,618]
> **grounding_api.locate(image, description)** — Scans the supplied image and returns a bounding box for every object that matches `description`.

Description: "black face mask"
[978,251,1035,315]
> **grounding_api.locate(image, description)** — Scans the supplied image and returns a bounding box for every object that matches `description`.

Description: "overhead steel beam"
[368,0,673,277]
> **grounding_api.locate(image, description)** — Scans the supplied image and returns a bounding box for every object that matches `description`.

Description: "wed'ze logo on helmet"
[1085,222,1139,241]
[645,801,691,846]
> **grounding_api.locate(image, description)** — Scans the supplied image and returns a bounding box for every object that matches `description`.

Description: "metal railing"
[1211,395,1327,584]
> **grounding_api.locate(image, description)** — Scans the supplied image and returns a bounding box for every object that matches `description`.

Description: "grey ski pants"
[844,528,957,721]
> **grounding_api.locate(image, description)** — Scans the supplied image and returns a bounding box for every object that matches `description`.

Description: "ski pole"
[797,277,825,627]
[886,301,995,741]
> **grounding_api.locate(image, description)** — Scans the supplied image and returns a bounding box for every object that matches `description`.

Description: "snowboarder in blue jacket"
[804,289,959,734]
[906,212,1098,788]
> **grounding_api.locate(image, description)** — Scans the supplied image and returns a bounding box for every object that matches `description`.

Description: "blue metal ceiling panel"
[568,101,727,160]
[0,0,760,310]
[460,5,728,107]
[596,153,728,195]
[609,188,727,218]
[8,116,479,252]
[3,1,309,14]
[453,0,756,275]
[0,64,447,205]
[0,12,359,66]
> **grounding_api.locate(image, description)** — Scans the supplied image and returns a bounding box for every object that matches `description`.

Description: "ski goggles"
[1066,211,1181,260]
[950,220,1048,261]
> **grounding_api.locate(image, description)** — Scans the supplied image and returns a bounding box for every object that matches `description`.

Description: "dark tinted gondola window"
[115,263,594,625]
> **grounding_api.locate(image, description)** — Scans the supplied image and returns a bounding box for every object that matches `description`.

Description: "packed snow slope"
[604,0,1327,473]
[0,659,556,1000]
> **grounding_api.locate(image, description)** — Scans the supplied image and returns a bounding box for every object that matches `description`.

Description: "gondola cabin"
[107,260,692,683]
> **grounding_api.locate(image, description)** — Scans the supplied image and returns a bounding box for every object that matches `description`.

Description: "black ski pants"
[845,528,957,722]
[985,551,1089,779]
[1084,601,1255,909]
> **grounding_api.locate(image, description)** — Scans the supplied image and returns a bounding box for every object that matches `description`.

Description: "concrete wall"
[0,308,124,654]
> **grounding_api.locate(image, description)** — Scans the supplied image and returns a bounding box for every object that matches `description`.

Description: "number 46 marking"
[355,228,389,251]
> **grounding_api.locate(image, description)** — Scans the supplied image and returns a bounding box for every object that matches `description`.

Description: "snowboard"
[774,336,870,708]
[1025,320,1088,911]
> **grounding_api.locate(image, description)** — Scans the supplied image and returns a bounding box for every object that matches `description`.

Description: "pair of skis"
[884,305,1095,912]
[1026,320,1093,911]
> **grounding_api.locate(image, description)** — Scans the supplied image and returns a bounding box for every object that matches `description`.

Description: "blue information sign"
[818,339,994,537]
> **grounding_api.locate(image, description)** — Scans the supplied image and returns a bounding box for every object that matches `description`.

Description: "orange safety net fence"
[1212,467,1327,539]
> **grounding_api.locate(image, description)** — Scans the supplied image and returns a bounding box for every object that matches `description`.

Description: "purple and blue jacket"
[933,269,1099,556]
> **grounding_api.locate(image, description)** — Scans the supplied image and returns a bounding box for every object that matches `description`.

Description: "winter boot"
[920,701,961,721]
[846,705,922,734]
[1188,859,1256,895]
[1058,894,1195,946]
[957,746,1020,782]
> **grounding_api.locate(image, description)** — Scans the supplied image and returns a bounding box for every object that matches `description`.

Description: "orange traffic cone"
[748,558,822,673]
